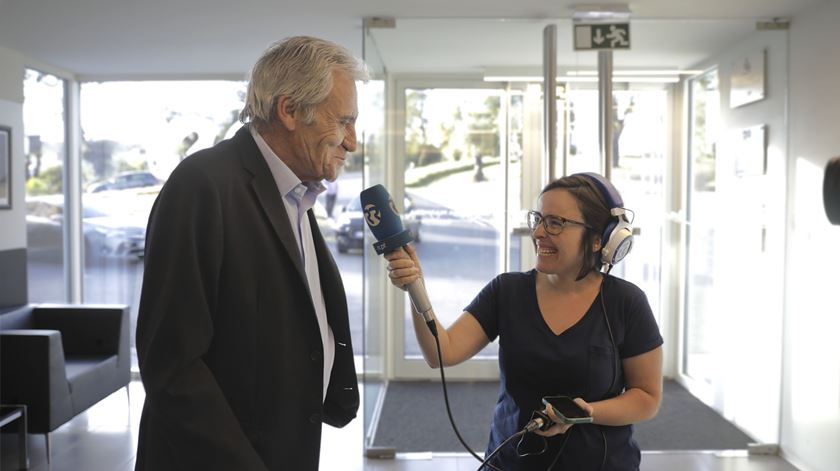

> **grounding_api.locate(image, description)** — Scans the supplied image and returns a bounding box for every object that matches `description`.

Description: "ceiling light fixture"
[571,3,631,22]
[566,69,704,76]
[483,75,680,83]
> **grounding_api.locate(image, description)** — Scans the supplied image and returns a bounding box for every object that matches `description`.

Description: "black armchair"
[0,303,131,461]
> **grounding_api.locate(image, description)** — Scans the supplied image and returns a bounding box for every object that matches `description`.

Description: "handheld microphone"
[360,184,434,325]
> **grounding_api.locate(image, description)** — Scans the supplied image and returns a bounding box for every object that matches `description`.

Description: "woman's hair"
[539,175,613,280]
[239,36,368,128]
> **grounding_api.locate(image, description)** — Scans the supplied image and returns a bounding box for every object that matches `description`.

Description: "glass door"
[389,80,670,379]
[562,84,669,322]
[360,26,389,451]
[23,69,68,303]
[392,80,524,379]
[682,70,719,388]
[601,88,669,322]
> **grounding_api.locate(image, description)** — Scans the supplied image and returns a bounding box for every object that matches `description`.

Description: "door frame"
[388,75,520,380]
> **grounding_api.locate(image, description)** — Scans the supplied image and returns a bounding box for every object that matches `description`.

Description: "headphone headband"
[576,172,624,214]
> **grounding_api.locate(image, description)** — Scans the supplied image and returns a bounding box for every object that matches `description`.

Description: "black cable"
[599,284,619,397]
[427,319,504,471]
[476,430,525,471]
[598,282,617,471]
[545,426,573,470]
[515,411,551,458]
[524,411,552,433]
[600,427,608,471]
[515,434,547,459]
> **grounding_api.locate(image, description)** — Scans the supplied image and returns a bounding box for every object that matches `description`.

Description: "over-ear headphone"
[572,172,634,268]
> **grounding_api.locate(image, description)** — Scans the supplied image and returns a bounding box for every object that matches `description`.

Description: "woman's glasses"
[526,210,591,236]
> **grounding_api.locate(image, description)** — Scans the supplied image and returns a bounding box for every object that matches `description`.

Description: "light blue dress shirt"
[251,127,335,402]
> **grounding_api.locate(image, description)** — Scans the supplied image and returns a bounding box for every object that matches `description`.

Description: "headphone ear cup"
[601,220,634,265]
[601,219,618,248]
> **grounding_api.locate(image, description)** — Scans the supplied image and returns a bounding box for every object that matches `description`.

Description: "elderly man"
[135,36,365,470]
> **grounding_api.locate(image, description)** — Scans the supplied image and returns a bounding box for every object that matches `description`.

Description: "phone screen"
[545,396,588,418]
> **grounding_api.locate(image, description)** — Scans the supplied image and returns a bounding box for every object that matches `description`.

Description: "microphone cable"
[428,317,560,471]
[544,426,574,470]
[477,411,555,471]
[476,430,526,471]
[426,318,504,471]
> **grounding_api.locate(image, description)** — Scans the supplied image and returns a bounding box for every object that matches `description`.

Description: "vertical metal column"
[543,24,557,184]
[64,79,83,303]
[561,84,569,178]
[598,50,614,179]
[500,84,510,273]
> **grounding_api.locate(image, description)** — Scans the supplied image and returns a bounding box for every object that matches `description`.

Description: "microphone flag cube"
[360,184,415,254]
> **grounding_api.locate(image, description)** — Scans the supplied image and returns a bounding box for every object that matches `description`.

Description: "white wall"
[0,44,25,251]
[783,1,840,470]
[716,29,789,446]
[0,45,24,103]
[680,27,789,445]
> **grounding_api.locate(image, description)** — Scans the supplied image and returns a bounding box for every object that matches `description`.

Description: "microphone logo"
[364,204,381,226]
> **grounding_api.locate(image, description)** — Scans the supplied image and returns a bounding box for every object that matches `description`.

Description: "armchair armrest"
[0,330,74,432]
[31,304,129,357]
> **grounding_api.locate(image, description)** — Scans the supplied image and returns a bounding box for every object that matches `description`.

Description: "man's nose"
[342,124,357,152]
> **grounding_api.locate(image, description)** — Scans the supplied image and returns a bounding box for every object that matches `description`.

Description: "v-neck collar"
[531,269,604,337]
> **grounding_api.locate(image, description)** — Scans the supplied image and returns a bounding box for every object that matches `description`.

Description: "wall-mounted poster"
[730,49,766,108]
[0,125,10,209]
[734,125,767,177]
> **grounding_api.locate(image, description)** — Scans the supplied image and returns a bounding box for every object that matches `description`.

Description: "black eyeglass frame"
[526,210,593,236]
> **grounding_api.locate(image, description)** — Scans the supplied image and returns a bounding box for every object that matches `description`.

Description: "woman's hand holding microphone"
[384,243,423,291]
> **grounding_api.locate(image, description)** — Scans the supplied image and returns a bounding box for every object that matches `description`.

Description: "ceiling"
[368,18,760,76]
[0,0,822,79]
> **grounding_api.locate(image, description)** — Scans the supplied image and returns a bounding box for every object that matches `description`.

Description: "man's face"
[291,70,358,182]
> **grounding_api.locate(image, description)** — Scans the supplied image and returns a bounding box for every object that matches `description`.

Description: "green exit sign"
[574,23,631,50]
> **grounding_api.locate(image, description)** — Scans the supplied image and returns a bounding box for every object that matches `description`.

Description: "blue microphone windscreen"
[359,184,405,241]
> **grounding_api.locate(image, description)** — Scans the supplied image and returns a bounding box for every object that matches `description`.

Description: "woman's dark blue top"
[465,271,663,471]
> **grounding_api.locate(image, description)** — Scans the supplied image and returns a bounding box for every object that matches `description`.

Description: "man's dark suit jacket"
[134,126,359,470]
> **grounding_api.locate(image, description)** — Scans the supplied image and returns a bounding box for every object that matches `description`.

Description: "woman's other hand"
[534,397,594,437]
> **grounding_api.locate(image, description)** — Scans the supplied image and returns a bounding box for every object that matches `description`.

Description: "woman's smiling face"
[532,188,593,277]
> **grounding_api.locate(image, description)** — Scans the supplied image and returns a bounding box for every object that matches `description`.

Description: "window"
[23,69,67,303]
[79,80,246,369]
[683,70,720,383]
[400,87,514,360]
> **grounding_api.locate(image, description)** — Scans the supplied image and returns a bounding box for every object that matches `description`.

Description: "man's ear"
[275,95,297,131]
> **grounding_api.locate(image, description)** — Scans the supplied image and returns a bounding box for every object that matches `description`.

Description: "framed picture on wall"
[730,49,766,108]
[0,125,10,209]
[733,125,767,177]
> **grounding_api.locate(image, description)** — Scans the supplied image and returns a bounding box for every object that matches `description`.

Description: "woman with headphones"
[384,173,663,470]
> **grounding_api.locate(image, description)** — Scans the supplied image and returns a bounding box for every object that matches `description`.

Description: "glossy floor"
[0,381,800,471]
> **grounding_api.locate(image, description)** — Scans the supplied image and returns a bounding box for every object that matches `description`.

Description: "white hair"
[239,36,368,127]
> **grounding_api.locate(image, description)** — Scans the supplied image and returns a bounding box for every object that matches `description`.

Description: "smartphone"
[541,395,593,424]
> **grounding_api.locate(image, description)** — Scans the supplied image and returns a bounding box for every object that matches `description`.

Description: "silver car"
[26,195,147,262]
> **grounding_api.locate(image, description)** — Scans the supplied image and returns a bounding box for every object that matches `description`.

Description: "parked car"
[26,195,147,262]
[335,194,421,254]
[87,171,162,193]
